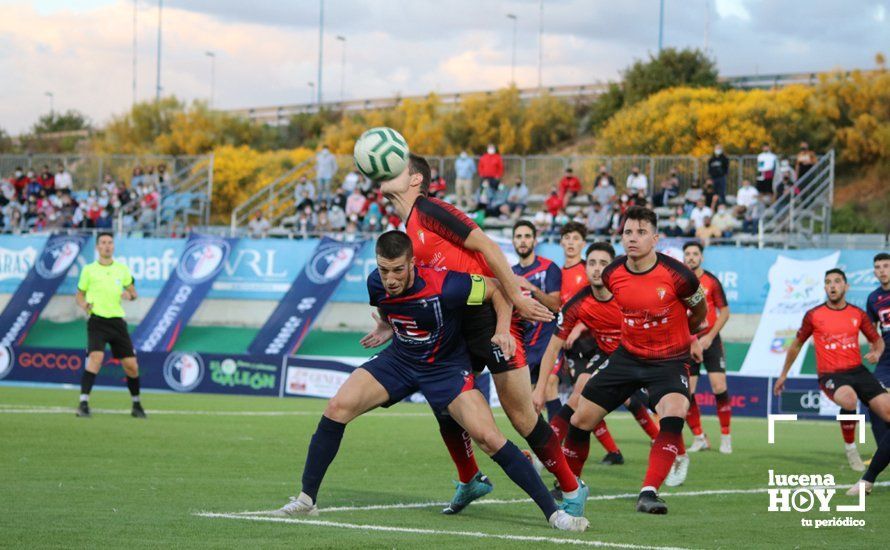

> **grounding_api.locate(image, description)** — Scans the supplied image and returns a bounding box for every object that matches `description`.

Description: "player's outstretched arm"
[360,308,393,349]
[465,228,553,323]
[482,277,516,360]
[515,275,561,313]
[532,335,565,414]
[774,338,804,395]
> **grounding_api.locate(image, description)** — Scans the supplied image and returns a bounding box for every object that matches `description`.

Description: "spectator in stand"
[38,165,55,194]
[137,184,159,228]
[131,166,144,190]
[55,163,73,195]
[358,174,374,194]
[696,216,723,243]
[144,165,157,188]
[5,206,23,232]
[102,174,117,197]
[295,206,315,239]
[328,204,346,231]
[341,169,360,194]
[342,218,359,242]
[384,204,401,230]
[96,209,113,229]
[156,164,170,194]
[775,171,795,198]
[345,187,366,220]
[711,204,738,236]
[295,175,316,202]
[795,141,817,180]
[625,165,648,196]
[702,178,719,211]
[428,166,447,199]
[629,188,648,208]
[756,143,778,197]
[586,201,611,235]
[363,192,382,223]
[315,145,338,205]
[296,189,315,213]
[743,195,768,233]
[330,187,348,211]
[506,177,528,218]
[474,179,493,213]
[689,197,713,231]
[708,144,730,205]
[248,210,271,238]
[0,179,14,205]
[592,166,617,207]
[454,151,476,210]
[684,180,704,211]
[735,179,759,212]
[486,180,509,218]
[661,212,684,237]
[25,172,42,198]
[10,167,28,200]
[477,144,504,186]
[557,167,582,208]
[545,187,562,217]
[553,209,570,232]
[316,206,332,233]
[653,176,679,208]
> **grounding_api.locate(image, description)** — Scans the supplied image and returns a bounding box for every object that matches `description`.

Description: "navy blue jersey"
[368,266,485,367]
[866,286,890,364]
[512,255,562,366]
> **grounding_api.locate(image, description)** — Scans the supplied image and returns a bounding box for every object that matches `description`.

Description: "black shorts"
[461,303,524,375]
[87,315,135,359]
[819,366,887,404]
[581,346,692,412]
[694,334,726,374]
[567,348,610,385]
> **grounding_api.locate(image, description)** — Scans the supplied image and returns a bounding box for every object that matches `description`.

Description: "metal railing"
[230,159,314,235]
[758,150,835,247]
[224,70,865,124]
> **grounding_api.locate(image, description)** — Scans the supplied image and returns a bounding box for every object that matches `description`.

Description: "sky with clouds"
[0,0,886,134]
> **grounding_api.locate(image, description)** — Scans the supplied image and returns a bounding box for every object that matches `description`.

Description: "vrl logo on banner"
[132,235,237,353]
[249,238,367,356]
[0,233,89,348]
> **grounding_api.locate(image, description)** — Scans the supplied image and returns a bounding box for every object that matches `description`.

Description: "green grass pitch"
[1,385,886,549]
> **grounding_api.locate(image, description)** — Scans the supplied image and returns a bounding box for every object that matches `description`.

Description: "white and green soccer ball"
[353,127,410,181]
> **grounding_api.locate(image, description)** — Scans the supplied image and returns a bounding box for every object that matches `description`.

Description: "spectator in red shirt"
[545,188,563,217]
[37,165,55,194]
[428,167,447,199]
[10,167,27,200]
[558,167,582,208]
[478,144,504,185]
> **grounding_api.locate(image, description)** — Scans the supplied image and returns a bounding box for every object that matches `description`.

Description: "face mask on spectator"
[715,147,722,155]
[15,171,22,178]
[487,147,495,154]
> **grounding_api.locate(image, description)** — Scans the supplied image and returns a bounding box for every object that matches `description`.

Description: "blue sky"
[0,0,886,134]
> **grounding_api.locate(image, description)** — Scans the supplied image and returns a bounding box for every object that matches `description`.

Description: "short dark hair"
[560,221,587,239]
[408,153,431,196]
[825,268,847,282]
[874,252,890,263]
[97,231,114,241]
[623,205,658,231]
[376,230,413,260]
[683,241,704,253]
[585,241,615,261]
[513,219,536,238]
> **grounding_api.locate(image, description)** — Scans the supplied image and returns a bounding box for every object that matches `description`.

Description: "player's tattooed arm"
[684,285,708,333]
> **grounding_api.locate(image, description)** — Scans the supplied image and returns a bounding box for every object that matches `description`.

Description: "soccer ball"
[353,127,410,181]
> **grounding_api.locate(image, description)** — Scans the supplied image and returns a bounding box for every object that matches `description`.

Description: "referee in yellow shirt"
[75,232,145,418]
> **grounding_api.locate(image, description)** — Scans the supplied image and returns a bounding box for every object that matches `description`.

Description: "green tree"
[0,127,12,153]
[31,109,91,134]
[622,48,719,105]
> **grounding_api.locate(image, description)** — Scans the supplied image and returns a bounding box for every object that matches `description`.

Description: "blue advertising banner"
[248,237,368,356]
[131,234,238,352]
[0,235,883,313]
[0,233,89,348]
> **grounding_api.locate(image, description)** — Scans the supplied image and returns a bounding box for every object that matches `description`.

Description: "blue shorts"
[362,351,476,412]
[874,362,890,386]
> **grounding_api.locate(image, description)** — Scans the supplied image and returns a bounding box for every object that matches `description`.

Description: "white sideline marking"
[767,414,797,443]
[229,483,890,515]
[195,512,691,550]
[0,404,431,417]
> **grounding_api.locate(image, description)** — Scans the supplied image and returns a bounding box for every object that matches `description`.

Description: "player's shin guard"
[840,408,857,445]
[546,399,562,422]
[593,420,620,454]
[685,398,703,436]
[526,416,579,492]
[562,426,591,477]
[437,412,479,483]
[627,400,660,439]
[550,405,574,442]
[491,440,559,519]
[642,417,685,491]
[715,391,732,435]
[300,416,346,503]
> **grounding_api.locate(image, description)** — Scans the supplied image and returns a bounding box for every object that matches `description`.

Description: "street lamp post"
[45,91,54,115]
[156,0,163,102]
[537,0,543,89]
[658,0,664,52]
[336,35,346,105]
[317,0,324,108]
[205,51,216,108]
[308,82,315,109]
[506,13,518,85]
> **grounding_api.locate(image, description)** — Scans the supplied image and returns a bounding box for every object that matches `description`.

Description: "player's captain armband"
[467,274,486,306]
[684,285,706,307]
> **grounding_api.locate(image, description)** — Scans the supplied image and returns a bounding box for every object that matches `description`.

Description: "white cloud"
[715,0,752,21]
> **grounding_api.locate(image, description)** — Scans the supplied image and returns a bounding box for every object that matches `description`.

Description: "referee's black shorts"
[87,315,136,359]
